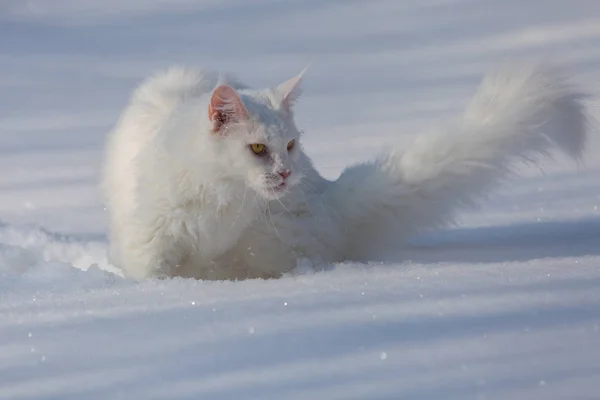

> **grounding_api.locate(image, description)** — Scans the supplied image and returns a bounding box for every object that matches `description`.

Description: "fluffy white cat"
[102,63,590,280]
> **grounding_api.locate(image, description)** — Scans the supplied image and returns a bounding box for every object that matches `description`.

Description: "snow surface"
[1,1,600,399]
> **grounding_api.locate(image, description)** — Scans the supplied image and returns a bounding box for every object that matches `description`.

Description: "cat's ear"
[208,85,248,133]
[276,65,309,110]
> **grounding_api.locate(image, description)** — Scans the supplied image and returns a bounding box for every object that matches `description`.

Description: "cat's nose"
[278,170,291,180]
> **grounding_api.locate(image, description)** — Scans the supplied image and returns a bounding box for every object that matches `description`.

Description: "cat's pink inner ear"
[277,66,309,110]
[208,85,248,133]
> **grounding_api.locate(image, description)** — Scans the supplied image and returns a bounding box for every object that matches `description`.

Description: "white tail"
[325,63,591,260]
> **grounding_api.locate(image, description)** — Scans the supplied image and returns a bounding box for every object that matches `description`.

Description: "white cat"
[102,68,311,280]
[102,63,590,280]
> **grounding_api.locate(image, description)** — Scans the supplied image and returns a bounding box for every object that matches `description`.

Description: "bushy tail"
[325,63,591,260]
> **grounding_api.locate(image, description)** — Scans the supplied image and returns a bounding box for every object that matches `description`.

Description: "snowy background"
[1,1,600,398]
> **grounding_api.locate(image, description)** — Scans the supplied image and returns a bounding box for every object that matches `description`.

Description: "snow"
[1,0,600,398]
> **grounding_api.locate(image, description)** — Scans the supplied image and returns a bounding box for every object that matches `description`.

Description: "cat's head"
[208,69,307,200]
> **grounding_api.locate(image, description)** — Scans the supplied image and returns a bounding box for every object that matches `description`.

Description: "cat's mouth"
[261,173,300,199]
[266,182,287,194]
[262,181,289,199]
[274,182,287,191]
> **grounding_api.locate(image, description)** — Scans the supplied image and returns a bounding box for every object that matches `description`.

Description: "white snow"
[1,0,600,399]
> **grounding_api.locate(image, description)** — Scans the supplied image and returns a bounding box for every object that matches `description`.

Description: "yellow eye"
[250,143,267,155]
[287,139,295,151]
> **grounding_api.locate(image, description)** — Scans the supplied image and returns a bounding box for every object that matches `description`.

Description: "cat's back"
[102,68,219,224]
[133,67,222,115]
[112,67,222,142]
[103,67,237,192]
[130,66,248,124]
[103,67,247,164]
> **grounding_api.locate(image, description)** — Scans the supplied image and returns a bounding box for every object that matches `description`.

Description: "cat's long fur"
[321,63,589,260]
[102,63,591,280]
[102,68,307,280]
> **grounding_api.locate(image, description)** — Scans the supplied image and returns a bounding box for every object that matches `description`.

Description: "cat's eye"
[250,143,267,155]
[287,139,295,151]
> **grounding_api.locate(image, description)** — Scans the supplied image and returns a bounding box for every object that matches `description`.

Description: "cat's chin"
[259,183,290,200]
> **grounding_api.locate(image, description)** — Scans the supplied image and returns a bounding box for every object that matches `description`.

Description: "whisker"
[230,183,249,231]
[274,193,293,216]
[266,191,283,242]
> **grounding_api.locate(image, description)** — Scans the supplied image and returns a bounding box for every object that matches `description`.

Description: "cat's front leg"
[112,225,191,280]
[229,223,298,278]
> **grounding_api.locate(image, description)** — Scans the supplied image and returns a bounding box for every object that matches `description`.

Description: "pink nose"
[278,170,291,180]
